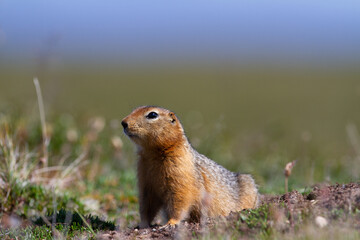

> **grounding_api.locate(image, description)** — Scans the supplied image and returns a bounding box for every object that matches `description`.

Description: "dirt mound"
[98,183,360,239]
[308,183,360,210]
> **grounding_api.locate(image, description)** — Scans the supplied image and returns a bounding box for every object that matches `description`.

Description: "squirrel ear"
[169,112,176,124]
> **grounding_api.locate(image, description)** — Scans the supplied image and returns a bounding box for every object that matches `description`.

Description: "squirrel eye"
[146,112,158,119]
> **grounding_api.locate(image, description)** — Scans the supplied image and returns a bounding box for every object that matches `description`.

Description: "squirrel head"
[121,106,185,150]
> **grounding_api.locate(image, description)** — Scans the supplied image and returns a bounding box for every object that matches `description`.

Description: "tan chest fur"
[137,147,200,200]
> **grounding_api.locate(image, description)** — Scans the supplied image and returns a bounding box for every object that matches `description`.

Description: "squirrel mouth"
[124,129,138,138]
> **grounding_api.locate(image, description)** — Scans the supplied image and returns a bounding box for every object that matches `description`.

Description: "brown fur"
[122,106,258,228]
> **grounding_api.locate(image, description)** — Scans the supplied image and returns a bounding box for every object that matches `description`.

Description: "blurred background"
[0,0,360,192]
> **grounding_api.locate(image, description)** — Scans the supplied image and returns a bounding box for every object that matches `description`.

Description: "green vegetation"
[0,63,359,238]
[239,205,270,231]
[33,209,115,231]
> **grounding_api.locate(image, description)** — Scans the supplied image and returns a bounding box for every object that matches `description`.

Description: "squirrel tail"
[237,174,259,209]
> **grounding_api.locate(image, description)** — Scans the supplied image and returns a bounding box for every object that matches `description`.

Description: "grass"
[0,112,121,238]
[1,108,359,239]
[0,63,359,238]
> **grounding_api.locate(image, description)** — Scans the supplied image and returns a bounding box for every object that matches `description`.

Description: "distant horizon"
[1,0,359,64]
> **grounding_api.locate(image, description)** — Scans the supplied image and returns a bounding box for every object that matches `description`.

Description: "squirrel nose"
[121,120,128,129]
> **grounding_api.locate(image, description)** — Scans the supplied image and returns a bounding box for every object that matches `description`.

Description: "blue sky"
[0,0,359,63]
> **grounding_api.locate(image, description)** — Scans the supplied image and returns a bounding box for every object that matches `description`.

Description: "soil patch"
[98,183,360,239]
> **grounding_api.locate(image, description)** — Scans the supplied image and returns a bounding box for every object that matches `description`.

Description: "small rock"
[315,216,328,228]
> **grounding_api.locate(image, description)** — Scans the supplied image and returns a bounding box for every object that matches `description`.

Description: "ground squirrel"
[121,106,258,228]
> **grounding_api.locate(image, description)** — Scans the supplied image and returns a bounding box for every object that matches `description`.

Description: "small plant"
[240,204,270,231]
[284,160,297,193]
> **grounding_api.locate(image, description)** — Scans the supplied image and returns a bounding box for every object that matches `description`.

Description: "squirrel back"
[191,148,258,218]
[121,106,258,228]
